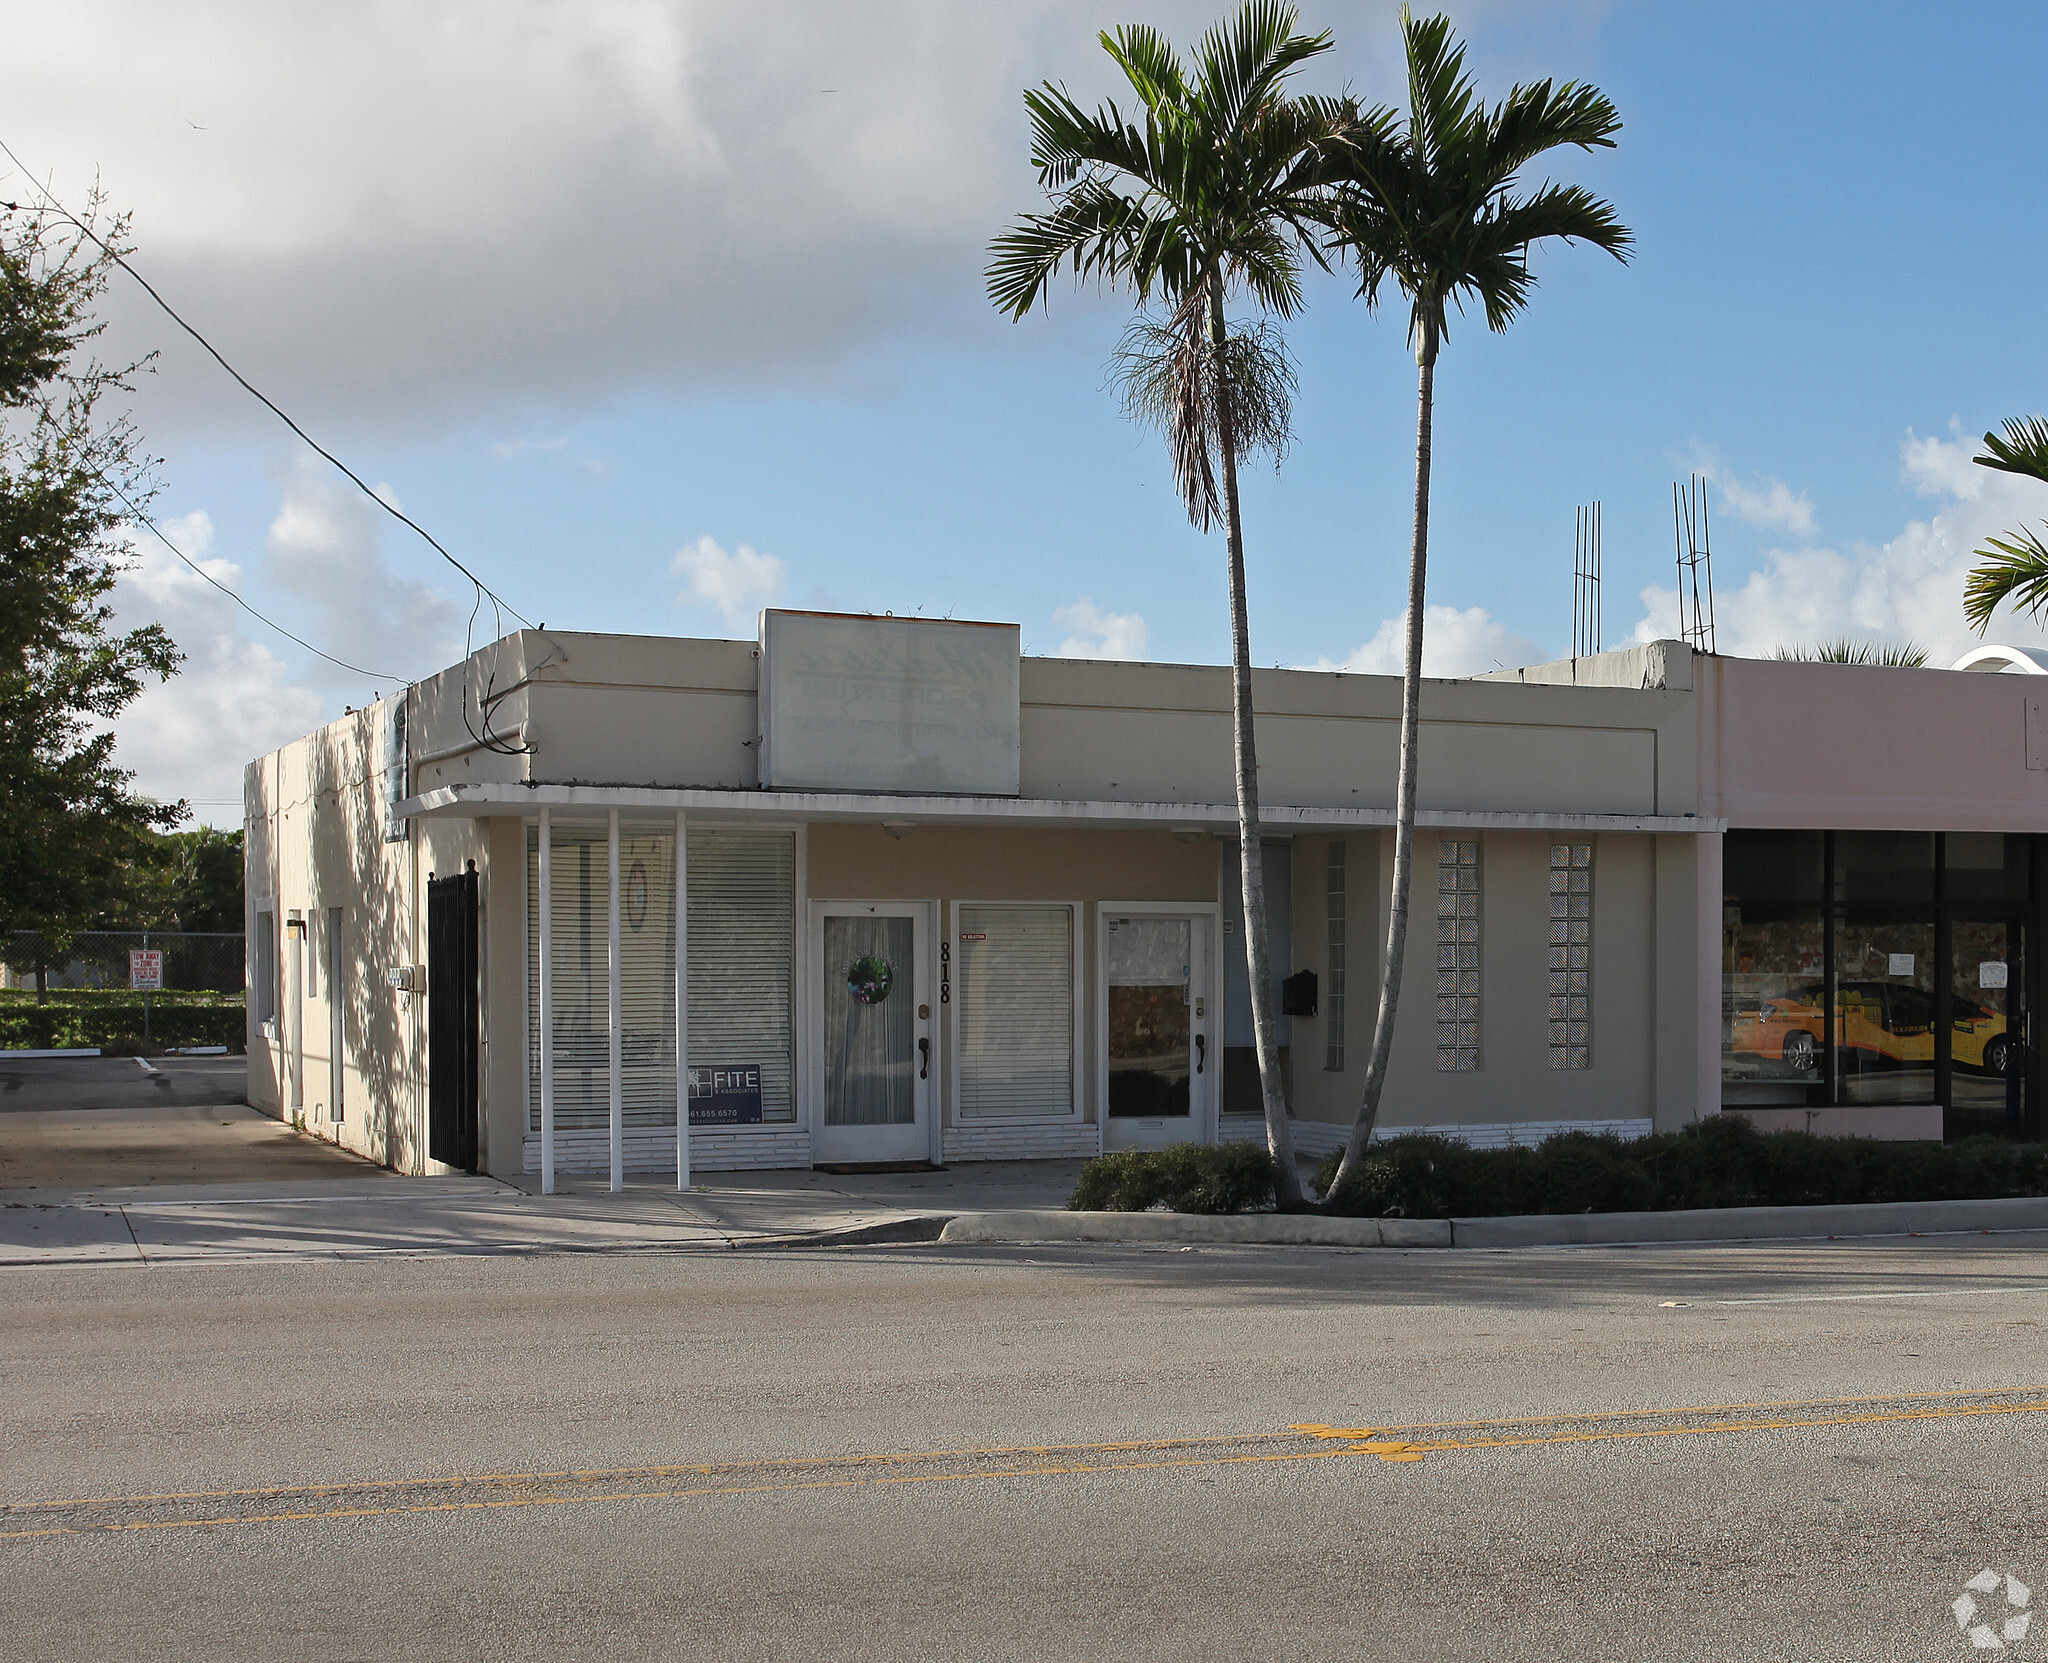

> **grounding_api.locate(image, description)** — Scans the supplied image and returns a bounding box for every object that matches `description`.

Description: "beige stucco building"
[243,614,2045,1185]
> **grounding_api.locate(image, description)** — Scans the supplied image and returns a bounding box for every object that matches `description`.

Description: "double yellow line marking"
[7,1387,2044,1541]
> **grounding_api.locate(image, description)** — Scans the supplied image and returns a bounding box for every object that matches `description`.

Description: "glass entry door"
[813,904,932,1165]
[1102,911,1212,1151]
[1950,918,2026,1137]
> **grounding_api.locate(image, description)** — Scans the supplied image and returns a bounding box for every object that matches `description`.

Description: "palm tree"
[1319,11,1630,1191]
[1771,639,1929,667]
[1963,417,2048,633]
[988,1,1340,1207]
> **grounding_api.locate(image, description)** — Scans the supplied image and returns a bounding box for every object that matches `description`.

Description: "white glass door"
[1101,910,1213,1151]
[812,903,933,1164]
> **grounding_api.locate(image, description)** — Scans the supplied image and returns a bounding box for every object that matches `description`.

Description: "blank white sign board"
[758,611,1021,796]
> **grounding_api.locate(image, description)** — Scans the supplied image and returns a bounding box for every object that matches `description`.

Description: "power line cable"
[0,139,535,630]
[1,145,541,754]
[102,477,407,684]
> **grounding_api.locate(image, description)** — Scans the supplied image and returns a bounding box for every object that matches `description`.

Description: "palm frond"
[986,184,1146,318]
[1100,25,1187,120]
[1976,417,2048,487]
[1112,299,1295,532]
[1964,525,2048,633]
[1483,77,1622,184]
[1319,11,1627,359]
[1771,638,1929,668]
[1399,10,1476,169]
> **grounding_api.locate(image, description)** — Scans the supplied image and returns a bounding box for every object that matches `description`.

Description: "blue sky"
[6,0,2047,818]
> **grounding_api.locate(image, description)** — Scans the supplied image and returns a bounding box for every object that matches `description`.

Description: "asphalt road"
[6,1234,2048,1661]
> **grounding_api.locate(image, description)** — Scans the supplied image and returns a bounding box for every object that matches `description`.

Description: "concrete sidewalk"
[0,1161,1085,1267]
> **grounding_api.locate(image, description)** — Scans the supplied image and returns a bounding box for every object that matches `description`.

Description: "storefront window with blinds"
[527,826,797,1128]
[956,903,1076,1119]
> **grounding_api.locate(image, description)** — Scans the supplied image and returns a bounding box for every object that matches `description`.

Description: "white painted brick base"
[1220,1116,1654,1154]
[522,1127,812,1173]
[942,1123,1102,1163]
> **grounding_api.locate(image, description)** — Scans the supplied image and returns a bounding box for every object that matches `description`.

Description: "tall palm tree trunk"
[1209,287,1304,1208]
[1332,313,1438,1188]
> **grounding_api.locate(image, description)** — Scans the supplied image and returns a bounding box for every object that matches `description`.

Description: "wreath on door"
[846,955,895,1006]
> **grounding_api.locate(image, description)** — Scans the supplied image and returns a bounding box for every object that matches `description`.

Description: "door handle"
[919,1037,930,1080]
[1195,1033,1206,1075]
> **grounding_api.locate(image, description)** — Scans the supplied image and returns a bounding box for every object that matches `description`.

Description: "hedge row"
[0,998,245,1053]
[1069,1143,1279,1214]
[1067,1116,2048,1219]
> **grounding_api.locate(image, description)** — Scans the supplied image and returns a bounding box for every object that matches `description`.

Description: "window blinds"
[527,825,796,1130]
[956,904,1074,1119]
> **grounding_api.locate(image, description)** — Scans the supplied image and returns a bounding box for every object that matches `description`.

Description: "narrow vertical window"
[1549,843,1593,1068]
[1324,840,1346,1071]
[1435,840,1480,1071]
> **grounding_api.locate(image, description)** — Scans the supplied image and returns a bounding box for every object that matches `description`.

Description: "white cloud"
[673,534,784,628]
[0,1,1193,433]
[1631,431,2048,666]
[488,435,610,478]
[1689,449,1817,537]
[0,0,1569,435]
[1054,597,1149,660]
[1307,605,1549,678]
[263,460,464,683]
[108,512,325,824]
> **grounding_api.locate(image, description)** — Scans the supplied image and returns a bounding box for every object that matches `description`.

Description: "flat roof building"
[242,613,2045,1186]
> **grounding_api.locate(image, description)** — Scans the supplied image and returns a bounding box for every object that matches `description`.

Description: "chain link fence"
[1,931,246,995]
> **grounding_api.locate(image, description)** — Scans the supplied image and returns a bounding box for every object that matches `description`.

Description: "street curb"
[0,1048,102,1059]
[731,1215,956,1250]
[937,1210,1451,1248]
[1449,1194,2048,1247]
[939,1196,2048,1250]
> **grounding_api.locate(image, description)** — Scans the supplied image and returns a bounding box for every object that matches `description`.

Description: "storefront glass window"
[1722,831,2034,1133]
[1834,914,1937,1104]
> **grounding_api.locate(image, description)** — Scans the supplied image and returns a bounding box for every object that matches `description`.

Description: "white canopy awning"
[400,781,1724,835]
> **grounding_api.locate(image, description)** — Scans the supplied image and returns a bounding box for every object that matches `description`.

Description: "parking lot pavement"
[0,1054,248,1114]
[0,1054,384,1192]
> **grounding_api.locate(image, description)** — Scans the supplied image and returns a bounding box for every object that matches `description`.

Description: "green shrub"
[1069,1143,1278,1214]
[1318,1114,2048,1219]
[0,995,244,1052]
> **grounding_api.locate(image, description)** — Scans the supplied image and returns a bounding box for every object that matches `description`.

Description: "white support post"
[608,808,624,1193]
[539,808,555,1195]
[675,811,690,1192]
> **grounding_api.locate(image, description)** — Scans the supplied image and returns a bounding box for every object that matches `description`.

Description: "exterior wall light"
[882,821,917,839]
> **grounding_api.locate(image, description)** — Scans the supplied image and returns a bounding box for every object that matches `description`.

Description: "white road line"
[132,1057,160,1076]
[1708,1285,2048,1306]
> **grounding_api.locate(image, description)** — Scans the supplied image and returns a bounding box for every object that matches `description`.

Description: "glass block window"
[1325,840,1346,1072]
[1434,839,1480,1072]
[1548,843,1593,1069]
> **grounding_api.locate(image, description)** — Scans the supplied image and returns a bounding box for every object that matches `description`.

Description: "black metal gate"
[427,865,481,1172]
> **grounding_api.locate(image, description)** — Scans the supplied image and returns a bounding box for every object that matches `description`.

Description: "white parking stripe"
[132,1057,160,1077]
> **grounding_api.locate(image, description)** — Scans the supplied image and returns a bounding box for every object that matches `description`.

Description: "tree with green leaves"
[1962,418,2048,633]
[988,1,1343,1206]
[1319,11,1629,1190]
[0,197,184,949]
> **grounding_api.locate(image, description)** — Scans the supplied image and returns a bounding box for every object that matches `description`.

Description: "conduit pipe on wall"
[676,810,689,1193]
[539,806,555,1195]
[608,807,623,1194]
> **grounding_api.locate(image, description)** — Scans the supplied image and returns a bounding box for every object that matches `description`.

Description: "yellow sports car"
[1730,980,2013,1076]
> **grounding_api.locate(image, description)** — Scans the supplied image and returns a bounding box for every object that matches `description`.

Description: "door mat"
[812,1161,947,1175]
